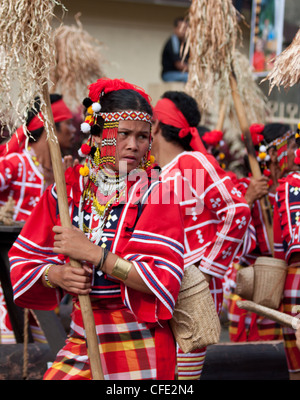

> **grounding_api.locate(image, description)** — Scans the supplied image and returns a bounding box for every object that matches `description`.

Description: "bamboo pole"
[215,101,227,132]
[229,73,274,256]
[236,300,300,329]
[42,85,104,380]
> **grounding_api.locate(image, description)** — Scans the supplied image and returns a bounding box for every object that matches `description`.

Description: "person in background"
[151,90,251,380]
[272,123,300,380]
[223,123,291,343]
[161,17,189,83]
[0,94,76,221]
[0,94,75,344]
[296,326,300,350]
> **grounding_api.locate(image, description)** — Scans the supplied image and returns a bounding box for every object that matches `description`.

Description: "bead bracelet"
[96,247,109,271]
[44,265,57,289]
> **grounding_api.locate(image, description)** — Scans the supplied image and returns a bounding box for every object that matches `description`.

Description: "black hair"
[174,17,185,27]
[26,94,63,143]
[159,91,201,151]
[263,123,291,145]
[90,89,153,137]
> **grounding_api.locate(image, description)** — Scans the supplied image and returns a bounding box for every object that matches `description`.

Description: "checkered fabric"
[160,152,251,278]
[281,267,300,373]
[44,299,175,380]
[160,152,251,380]
[226,293,283,342]
[223,264,283,342]
[9,165,183,380]
[273,172,300,372]
[176,347,206,380]
[0,150,44,221]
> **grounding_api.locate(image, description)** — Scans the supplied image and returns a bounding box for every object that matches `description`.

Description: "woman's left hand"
[52,225,101,265]
[63,155,79,171]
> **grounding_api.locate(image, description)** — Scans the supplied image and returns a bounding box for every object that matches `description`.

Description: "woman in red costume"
[151,90,252,380]
[272,123,300,380]
[0,94,75,344]
[9,78,184,380]
[0,94,75,221]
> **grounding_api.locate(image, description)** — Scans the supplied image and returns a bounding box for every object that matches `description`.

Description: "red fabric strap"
[153,98,206,153]
[0,126,26,157]
[27,99,73,131]
[0,99,73,157]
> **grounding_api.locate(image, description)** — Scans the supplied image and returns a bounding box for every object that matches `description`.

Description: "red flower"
[249,123,264,135]
[263,169,271,177]
[296,149,300,158]
[80,143,92,155]
[88,78,151,105]
[244,123,265,146]
[202,130,223,146]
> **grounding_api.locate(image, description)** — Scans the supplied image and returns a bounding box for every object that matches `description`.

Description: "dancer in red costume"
[151,90,251,380]
[9,78,184,380]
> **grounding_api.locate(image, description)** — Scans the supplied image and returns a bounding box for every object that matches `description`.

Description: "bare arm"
[44,225,152,295]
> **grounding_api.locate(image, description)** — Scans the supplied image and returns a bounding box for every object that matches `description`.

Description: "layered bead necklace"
[78,164,127,244]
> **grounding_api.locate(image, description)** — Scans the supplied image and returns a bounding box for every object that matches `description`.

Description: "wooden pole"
[236,300,300,329]
[215,101,227,132]
[42,85,104,380]
[229,73,274,256]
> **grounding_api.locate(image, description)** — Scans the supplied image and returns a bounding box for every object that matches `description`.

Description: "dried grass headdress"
[264,28,300,93]
[184,0,241,111]
[50,13,106,111]
[184,0,269,150]
[0,1,65,139]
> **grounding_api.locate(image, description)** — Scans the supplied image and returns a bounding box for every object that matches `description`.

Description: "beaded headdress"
[266,126,300,172]
[79,78,153,174]
[77,79,154,236]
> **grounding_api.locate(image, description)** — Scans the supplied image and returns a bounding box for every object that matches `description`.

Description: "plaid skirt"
[223,264,283,342]
[44,298,176,380]
[226,294,283,342]
[282,267,300,373]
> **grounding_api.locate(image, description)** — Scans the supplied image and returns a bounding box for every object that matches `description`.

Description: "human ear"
[268,147,277,163]
[151,120,160,136]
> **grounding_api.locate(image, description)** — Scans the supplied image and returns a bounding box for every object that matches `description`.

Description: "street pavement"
[0,311,290,380]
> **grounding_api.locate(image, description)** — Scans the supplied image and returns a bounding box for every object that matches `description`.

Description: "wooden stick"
[229,73,274,255]
[236,300,300,329]
[215,101,227,132]
[42,85,104,380]
[22,308,29,380]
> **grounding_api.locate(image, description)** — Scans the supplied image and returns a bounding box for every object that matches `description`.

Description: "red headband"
[0,99,73,157]
[27,99,73,131]
[154,98,206,153]
[88,78,152,105]
[0,126,26,157]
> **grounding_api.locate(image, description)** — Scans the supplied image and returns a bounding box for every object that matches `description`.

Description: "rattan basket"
[252,256,287,309]
[170,265,221,353]
[235,266,254,300]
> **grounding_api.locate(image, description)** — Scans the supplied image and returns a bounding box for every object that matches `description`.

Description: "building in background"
[56,0,299,128]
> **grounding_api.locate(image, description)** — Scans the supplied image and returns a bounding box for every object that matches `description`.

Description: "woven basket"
[235,266,254,300]
[252,256,287,309]
[170,265,221,353]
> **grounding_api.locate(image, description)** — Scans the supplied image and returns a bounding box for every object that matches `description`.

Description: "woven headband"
[99,111,152,123]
